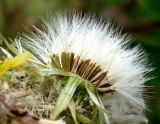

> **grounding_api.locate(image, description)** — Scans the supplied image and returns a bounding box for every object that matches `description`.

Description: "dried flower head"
[0,12,152,124]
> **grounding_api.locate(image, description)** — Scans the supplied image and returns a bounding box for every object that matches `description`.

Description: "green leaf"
[2,36,18,55]
[50,76,82,120]
[68,99,78,124]
[92,109,104,124]
[76,112,92,124]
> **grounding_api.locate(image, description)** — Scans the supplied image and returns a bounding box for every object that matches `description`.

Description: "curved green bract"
[50,73,110,124]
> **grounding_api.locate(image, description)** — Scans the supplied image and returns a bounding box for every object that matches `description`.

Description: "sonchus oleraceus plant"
[0,12,153,124]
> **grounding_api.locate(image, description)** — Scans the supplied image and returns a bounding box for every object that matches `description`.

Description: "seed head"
[3,12,152,123]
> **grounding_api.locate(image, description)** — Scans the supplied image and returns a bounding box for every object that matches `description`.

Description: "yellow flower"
[0,51,30,78]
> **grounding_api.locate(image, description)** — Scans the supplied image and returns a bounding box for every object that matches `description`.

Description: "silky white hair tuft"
[19,12,152,109]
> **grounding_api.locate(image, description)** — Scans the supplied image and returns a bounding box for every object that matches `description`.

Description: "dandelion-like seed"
[0,12,152,124]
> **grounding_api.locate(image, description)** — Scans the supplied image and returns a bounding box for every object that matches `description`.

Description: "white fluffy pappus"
[19,12,152,109]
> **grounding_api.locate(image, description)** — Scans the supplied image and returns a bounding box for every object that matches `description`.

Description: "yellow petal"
[0,51,30,77]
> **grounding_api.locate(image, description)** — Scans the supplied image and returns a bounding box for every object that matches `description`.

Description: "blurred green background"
[0,0,160,123]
